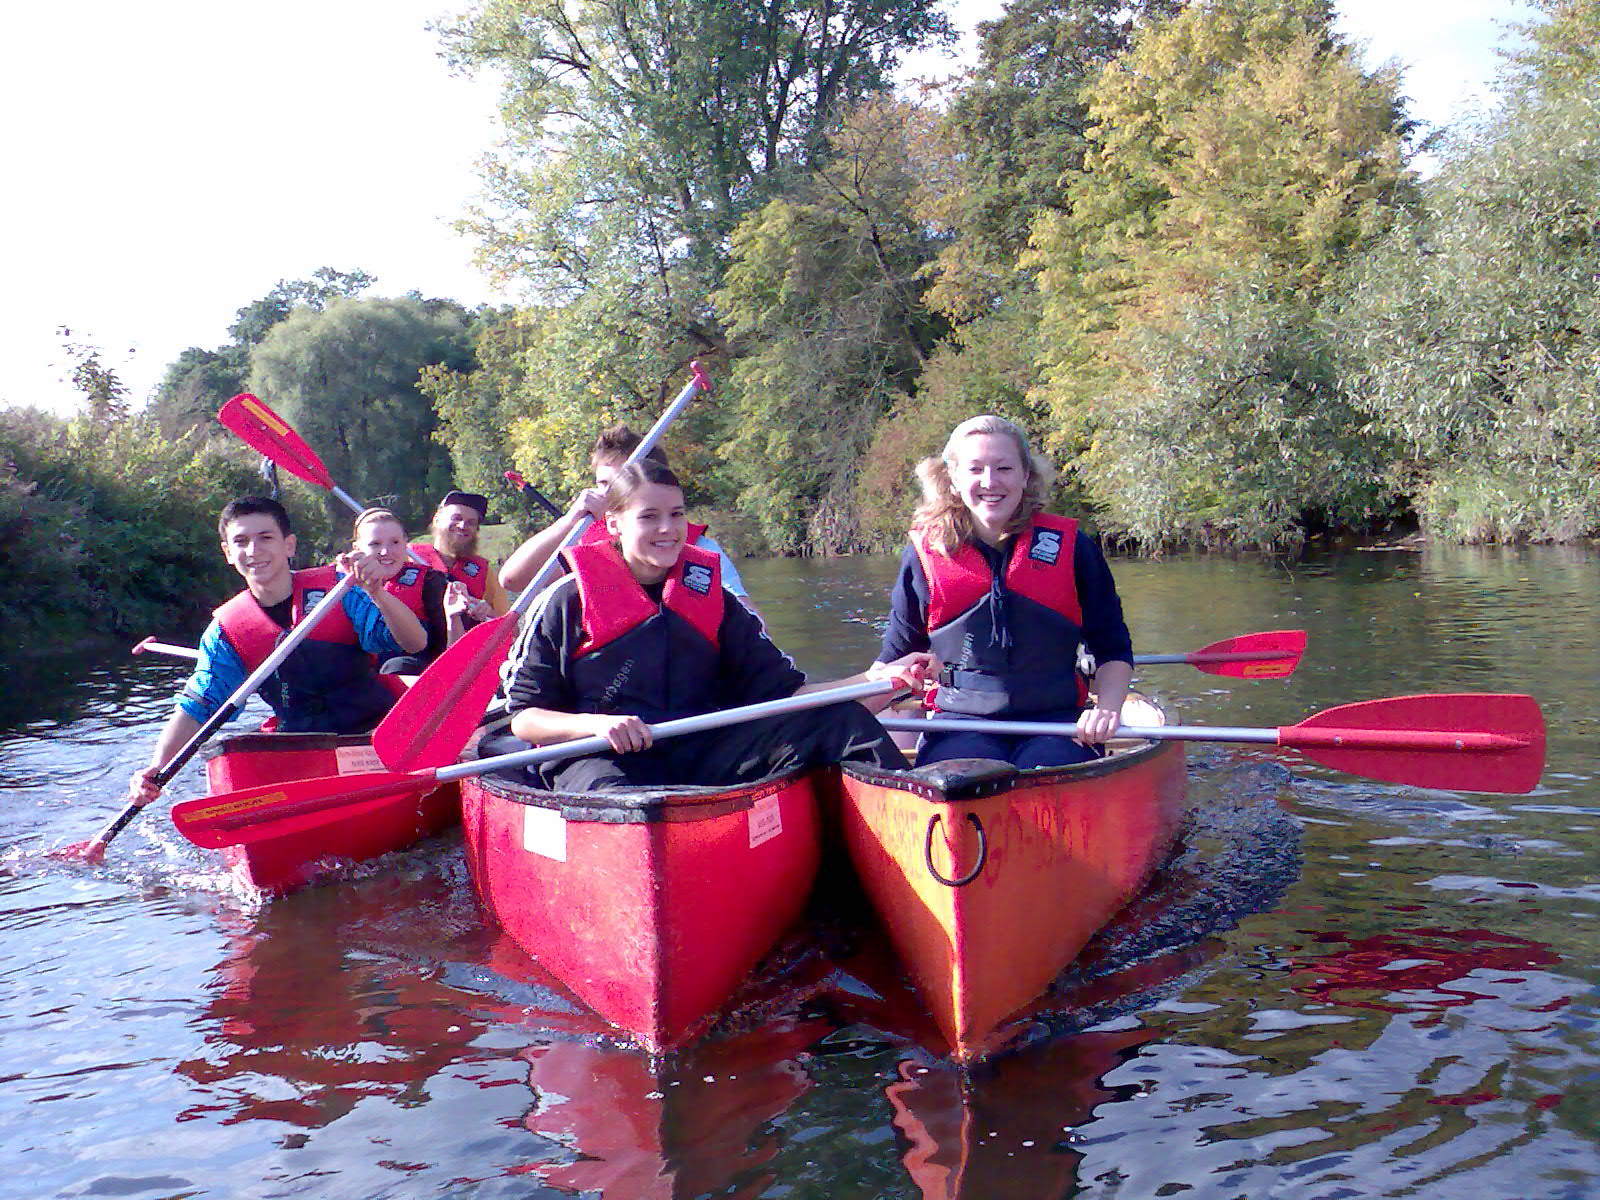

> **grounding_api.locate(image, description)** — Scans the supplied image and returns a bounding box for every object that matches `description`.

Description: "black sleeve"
[717,590,808,705]
[420,569,450,659]
[877,542,931,662]
[1075,532,1133,666]
[501,580,583,715]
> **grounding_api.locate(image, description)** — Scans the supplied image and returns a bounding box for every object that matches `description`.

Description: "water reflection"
[7,546,1600,1198]
[886,1027,1152,1200]
[506,1020,827,1198]
[176,868,501,1129]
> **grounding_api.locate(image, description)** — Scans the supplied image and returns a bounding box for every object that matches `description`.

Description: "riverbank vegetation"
[420,0,1599,553]
[5,0,1596,652]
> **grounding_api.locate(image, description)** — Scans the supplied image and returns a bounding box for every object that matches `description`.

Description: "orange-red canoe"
[201,732,460,894]
[460,765,822,1053]
[837,698,1187,1061]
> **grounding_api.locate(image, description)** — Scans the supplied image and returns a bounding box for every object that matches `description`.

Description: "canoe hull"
[461,768,821,1053]
[838,734,1186,1060]
[202,732,459,894]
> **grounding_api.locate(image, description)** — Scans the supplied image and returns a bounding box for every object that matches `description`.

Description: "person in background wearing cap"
[410,490,510,631]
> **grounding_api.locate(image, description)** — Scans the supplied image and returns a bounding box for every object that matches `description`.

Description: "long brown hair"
[911,415,1056,556]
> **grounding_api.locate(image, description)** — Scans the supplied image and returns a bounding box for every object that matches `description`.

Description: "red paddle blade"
[372,614,517,772]
[51,840,108,864]
[171,770,436,849]
[217,393,335,489]
[1280,693,1545,794]
[1189,629,1307,679]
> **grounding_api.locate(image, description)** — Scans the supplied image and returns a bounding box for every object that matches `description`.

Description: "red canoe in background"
[836,696,1188,1062]
[201,732,460,894]
[460,765,822,1054]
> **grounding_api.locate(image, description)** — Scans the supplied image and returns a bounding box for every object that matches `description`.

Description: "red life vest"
[409,543,491,599]
[577,519,709,547]
[382,562,430,617]
[562,539,722,657]
[213,565,360,667]
[910,513,1087,717]
[914,513,1082,631]
[212,566,396,734]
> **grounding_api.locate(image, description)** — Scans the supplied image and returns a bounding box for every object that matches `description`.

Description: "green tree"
[0,406,265,651]
[422,305,542,516]
[715,100,949,552]
[940,0,1186,274]
[445,0,952,286]
[1336,80,1600,541]
[149,268,375,437]
[247,296,475,537]
[1022,0,1412,546]
[56,329,132,427]
[1502,0,1600,96]
[426,0,952,552]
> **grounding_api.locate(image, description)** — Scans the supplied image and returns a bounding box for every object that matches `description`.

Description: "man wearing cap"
[410,490,510,629]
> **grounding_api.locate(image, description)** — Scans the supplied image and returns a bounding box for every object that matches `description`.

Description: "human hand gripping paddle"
[62,572,363,863]
[370,361,716,775]
[170,677,900,848]
[880,693,1546,794]
[217,393,427,565]
[1134,629,1307,680]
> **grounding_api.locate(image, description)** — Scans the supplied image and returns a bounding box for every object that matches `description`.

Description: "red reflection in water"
[176,878,512,1128]
[1290,926,1561,1014]
[885,1025,1154,1200]
[506,1020,825,1198]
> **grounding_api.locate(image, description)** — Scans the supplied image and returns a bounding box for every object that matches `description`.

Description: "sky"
[1,0,1535,419]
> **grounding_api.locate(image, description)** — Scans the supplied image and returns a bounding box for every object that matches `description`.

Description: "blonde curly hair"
[912,415,1056,556]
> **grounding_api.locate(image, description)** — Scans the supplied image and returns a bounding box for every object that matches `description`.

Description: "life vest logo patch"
[682,562,714,596]
[1028,528,1062,565]
[397,566,422,588]
[462,560,482,578]
[303,589,328,609]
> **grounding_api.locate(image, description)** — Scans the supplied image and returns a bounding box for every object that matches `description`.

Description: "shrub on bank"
[0,408,265,653]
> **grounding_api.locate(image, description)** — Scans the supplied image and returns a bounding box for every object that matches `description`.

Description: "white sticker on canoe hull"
[749,795,783,849]
[335,745,384,774]
[523,805,567,861]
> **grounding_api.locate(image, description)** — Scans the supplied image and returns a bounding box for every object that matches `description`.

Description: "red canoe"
[460,765,822,1054]
[200,732,460,894]
[837,697,1187,1061]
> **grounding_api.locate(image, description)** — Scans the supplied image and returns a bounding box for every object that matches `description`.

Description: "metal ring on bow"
[923,811,987,888]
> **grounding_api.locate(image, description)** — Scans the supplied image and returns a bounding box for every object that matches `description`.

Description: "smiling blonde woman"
[875,415,1135,769]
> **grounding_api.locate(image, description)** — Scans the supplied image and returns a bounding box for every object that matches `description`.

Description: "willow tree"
[1025,0,1413,547]
[149,269,375,439]
[247,297,474,535]
[1338,77,1600,542]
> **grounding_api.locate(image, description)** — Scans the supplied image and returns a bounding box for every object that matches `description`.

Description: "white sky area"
[1,0,1536,419]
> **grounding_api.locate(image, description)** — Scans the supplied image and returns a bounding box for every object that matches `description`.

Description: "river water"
[2,545,1597,1199]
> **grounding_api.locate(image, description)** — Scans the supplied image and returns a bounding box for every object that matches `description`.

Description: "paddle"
[219,393,367,513]
[504,471,563,519]
[217,392,428,565]
[64,573,362,863]
[1134,629,1306,679]
[132,637,199,660]
[173,677,894,848]
[880,692,1545,794]
[371,360,715,775]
